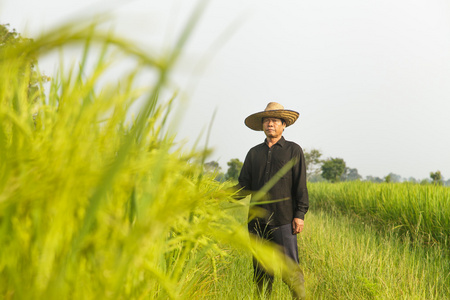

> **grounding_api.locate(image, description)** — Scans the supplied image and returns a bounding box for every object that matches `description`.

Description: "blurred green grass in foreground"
[0,11,292,299]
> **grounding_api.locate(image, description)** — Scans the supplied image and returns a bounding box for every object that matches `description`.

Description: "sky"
[2,0,450,180]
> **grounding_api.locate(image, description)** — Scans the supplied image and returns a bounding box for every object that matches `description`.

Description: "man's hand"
[292,218,304,235]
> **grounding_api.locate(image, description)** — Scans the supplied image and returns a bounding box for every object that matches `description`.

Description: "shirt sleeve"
[292,146,309,220]
[238,150,252,191]
[228,150,253,200]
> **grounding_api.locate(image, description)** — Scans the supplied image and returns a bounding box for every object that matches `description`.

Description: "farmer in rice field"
[236,102,308,299]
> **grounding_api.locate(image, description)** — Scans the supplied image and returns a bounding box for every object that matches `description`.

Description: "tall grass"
[299,210,450,299]
[309,181,450,247]
[0,12,291,299]
[205,194,450,299]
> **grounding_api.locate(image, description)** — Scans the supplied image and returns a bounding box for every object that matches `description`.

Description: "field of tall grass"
[308,182,450,247]
[212,207,450,299]
[191,183,450,299]
[304,182,450,299]
[2,7,450,300]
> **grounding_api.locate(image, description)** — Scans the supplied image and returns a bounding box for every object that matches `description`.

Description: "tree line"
[205,149,449,186]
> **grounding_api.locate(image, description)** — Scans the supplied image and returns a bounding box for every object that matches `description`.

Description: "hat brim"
[244,109,299,131]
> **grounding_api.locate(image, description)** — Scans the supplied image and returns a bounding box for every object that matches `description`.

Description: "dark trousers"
[248,219,305,299]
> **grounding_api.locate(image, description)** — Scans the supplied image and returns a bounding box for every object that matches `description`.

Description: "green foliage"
[204,160,225,182]
[365,175,384,183]
[304,148,322,180]
[385,172,402,183]
[308,173,326,183]
[306,182,450,298]
[0,23,49,104]
[0,23,30,48]
[204,160,220,173]
[430,170,443,185]
[299,210,450,299]
[321,157,346,182]
[420,178,431,185]
[212,191,450,299]
[341,167,361,181]
[225,158,243,181]
[407,177,418,183]
[309,181,450,247]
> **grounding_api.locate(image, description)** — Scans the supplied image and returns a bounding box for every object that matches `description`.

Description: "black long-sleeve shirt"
[238,136,309,226]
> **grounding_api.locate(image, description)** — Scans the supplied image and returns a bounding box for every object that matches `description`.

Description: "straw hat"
[244,102,299,131]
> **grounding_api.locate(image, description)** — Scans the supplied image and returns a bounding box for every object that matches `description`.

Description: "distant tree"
[215,173,226,182]
[384,174,392,183]
[341,167,362,181]
[321,158,346,183]
[204,161,220,173]
[386,173,402,183]
[308,173,326,183]
[365,176,383,183]
[304,149,322,180]
[407,177,418,184]
[225,158,243,181]
[420,178,431,185]
[204,160,226,181]
[430,171,443,185]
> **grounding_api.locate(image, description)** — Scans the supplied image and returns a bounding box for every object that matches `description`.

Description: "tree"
[384,174,392,183]
[204,160,226,182]
[225,158,243,181]
[308,173,326,183]
[341,167,361,181]
[365,176,383,183]
[407,177,418,184]
[430,171,443,185]
[304,149,322,180]
[420,178,431,185]
[321,158,346,183]
[385,173,402,183]
[204,161,220,173]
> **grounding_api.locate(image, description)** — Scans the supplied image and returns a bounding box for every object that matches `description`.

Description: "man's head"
[244,102,299,131]
[262,117,286,139]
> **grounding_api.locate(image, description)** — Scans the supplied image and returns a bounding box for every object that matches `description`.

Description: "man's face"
[262,117,286,139]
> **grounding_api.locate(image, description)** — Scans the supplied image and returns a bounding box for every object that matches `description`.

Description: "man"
[237,102,308,299]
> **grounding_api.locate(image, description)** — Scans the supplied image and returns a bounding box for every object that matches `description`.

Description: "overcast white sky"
[2,0,450,180]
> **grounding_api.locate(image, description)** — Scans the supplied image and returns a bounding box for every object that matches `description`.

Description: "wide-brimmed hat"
[244,102,299,131]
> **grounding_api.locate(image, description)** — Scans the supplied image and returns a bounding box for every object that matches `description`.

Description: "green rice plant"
[299,209,450,299]
[0,10,293,300]
[308,181,450,247]
[203,198,450,299]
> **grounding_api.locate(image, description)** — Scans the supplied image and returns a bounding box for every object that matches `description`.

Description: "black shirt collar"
[264,136,285,147]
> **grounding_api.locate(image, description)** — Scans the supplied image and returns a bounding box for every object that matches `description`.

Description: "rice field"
[1,12,449,300]
[308,182,450,247]
[212,207,450,299]
[212,184,450,299]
